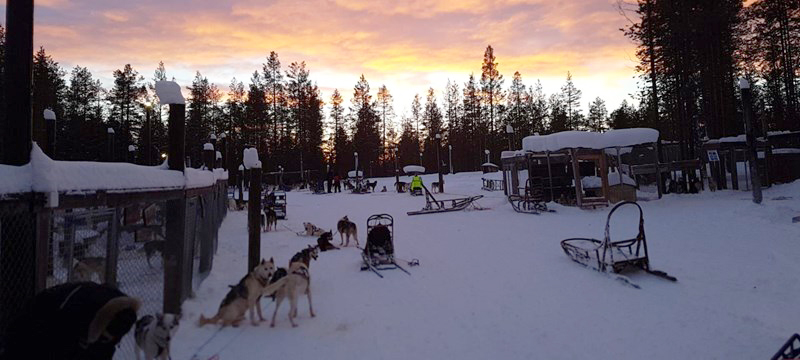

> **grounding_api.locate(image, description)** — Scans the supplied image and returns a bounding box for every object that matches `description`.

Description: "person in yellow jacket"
[410,175,423,192]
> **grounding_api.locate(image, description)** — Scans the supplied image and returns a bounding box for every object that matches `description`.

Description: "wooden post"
[203,143,214,170]
[546,152,554,202]
[247,164,262,272]
[107,127,115,162]
[164,103,188,314]
[730,149,739,190]
[35,210,50,293]
[2,0,34,166]
[570,149,583,208]
[45,114,56,158]
[104,208,120,287]
[741,81,762,203]
[654,142,663,199]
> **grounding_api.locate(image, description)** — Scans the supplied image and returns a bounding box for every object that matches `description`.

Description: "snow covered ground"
[172,171,799,360]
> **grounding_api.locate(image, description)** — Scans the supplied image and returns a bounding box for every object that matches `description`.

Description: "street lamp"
[506,124,514,151]
[435,133,444,193]
[419,152,423,166]
[448,144,453,174]
[485,149,490,164]
[144,101,152,165]
[392,146,400,192]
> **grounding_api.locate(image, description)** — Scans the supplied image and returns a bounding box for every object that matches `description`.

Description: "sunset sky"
[2,0,641,121]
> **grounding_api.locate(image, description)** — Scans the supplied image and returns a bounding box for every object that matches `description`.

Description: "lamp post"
[506,124,514,151]
[448,144,453,174]
[44,109,56,158]
[354,152,359,177]
[128,145,136,163]
[419,152,423,166]
[435,133,444,192]
[740,78,762,204]
[392,146,400,192]
[107,127,115,162]
[145,102,152,165]
[238,164,245,201]
[485,149,490,164]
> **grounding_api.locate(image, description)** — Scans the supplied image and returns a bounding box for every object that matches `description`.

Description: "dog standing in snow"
[336,216,359,247]
[262,207,277,232]
[134,313,180,360]
[261,262,314,328]
[199,258,275,327]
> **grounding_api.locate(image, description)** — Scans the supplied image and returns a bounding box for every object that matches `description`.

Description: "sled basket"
[560,201,675,281]
[407,184,483,216]
[363,214,396,268]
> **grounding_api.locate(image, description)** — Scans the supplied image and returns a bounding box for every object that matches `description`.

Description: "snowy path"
[173,172,800,360]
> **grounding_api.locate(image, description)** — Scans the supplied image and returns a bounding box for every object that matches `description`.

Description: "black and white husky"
[134,313,180,360]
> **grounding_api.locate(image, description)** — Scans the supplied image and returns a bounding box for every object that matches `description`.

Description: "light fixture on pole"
[448,144,453,174]
[505,124,514,151]
[485,149,490,164]
[419,152,423,166]
[145,101,153,165]
[392,146,400,192]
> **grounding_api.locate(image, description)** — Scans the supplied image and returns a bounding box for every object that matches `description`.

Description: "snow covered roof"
[216,151,222,160]
[348,170,363,178]
[203,143,214,151]
[155,81,185,105]
[403,165,425,174]
[522,128,659,152]
[43,109,56,120]
[501,151,526,159]
[243,148,260,169]
[0,143,228,195]
[481,162,499,168]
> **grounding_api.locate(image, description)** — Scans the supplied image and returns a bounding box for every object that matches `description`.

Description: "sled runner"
[772,333,800,360]
[508,177,552,214]
[560,201,676,287]
[406,184,484,216]
[361,214,410,278]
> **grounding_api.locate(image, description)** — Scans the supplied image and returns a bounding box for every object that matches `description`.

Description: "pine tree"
[560,72,582,130]
[463,74,482,169]
[422,88,443,170]
[63,66,105,161]
[32,47,67,155]
[329,89,348,170]
[263,52,286,154]
[587,97,608,132]
[244,71,267,157]
[480,45,504,161]
[410,94,422,153]
[376,85,394,164]
[526,81,548,134]
[608,100,639,130]
[186,72,216,167]
[351,75,380,174]
[107,64,146,162]
[548,94,569,133]
[506,71,527,137]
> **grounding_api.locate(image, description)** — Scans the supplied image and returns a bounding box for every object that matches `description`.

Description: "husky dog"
[431,182,440,193]
[299,222,325,237]
[316,231,338,251]
[262,262,314,328]
[73,256,105,282]
[261,207,277,232]
[290,245,319,268]
[365,180,378,192]
[134,313,180,360]
[336,216,359,247]
[708,177,717,192]
[199,258,275,327]
[139,240,165,268]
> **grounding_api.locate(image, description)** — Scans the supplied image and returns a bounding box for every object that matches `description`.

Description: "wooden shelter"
[501,129,663,209]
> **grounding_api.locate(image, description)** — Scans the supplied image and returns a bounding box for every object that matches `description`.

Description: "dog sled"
[273,191,287,219]
[508,177,552,214]
[481,178,504,191]
[772,333,800,360]
[407,184,484,216]
[360,214,411,278]
[560,201,676,288]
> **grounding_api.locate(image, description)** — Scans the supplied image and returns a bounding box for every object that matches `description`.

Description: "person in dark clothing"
[1,282,140,360]
[333,174,342,193]
[326,169,334,193]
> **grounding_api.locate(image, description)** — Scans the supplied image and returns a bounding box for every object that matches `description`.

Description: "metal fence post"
[248,165,262,272]
[104,208,120,287]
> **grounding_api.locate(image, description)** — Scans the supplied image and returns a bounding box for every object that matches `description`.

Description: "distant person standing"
[326,169,334,193]
[333,173,342,193]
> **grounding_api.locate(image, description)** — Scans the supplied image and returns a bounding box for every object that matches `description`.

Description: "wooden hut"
[502,129,662,209]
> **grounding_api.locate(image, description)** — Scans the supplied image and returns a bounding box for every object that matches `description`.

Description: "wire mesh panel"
[114,201,167,360]
[0,203,37,336]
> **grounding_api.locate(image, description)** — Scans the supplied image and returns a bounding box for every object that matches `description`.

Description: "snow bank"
[155,81,185,105]
[0,163,32,195]
[481,162,499,168]
[204,143,214,151]
[522,128,659,152]
[403,165,425,174]
[185,168,216,189]
[243,148,260,169]
[773,148,800,155]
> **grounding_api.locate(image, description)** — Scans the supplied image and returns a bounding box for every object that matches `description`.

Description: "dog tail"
[262,276,288,297]
[198,313,219,327]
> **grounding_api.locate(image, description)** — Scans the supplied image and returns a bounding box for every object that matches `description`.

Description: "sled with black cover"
[560,201,676,287]
[361,214,410,277]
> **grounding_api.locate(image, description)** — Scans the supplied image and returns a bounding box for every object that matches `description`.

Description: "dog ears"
[269,257,274,263]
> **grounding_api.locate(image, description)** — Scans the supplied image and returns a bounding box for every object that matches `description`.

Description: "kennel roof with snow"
[521,128,659,153]
[348,170,363,178]
[402,165,425,174]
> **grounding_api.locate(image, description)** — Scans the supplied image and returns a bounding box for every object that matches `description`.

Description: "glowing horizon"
[2,0,640,125]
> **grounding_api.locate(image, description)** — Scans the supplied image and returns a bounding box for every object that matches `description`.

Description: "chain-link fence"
[0,181,228,359]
